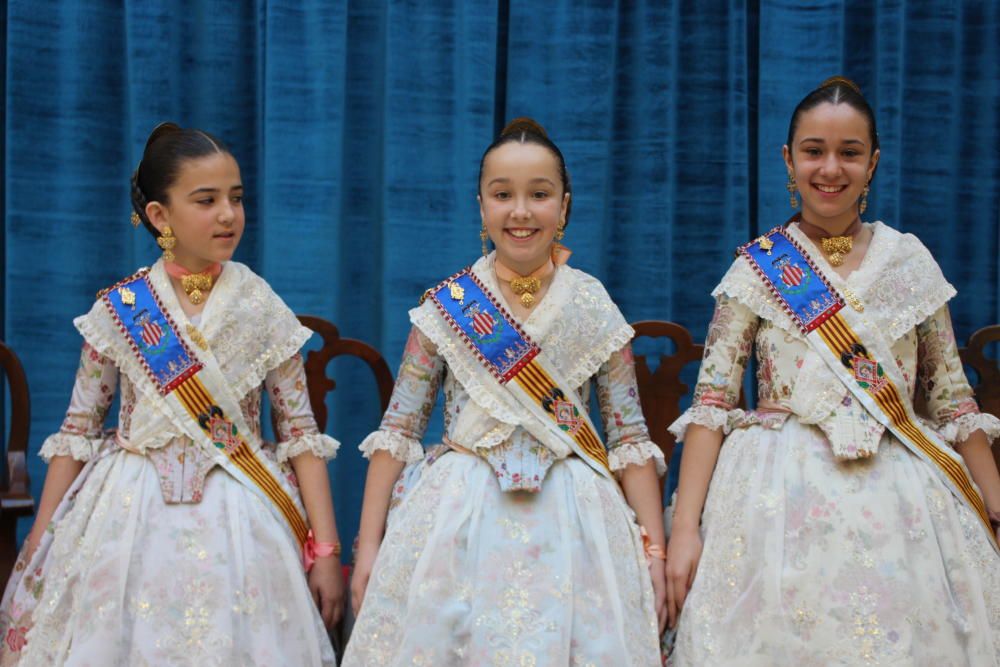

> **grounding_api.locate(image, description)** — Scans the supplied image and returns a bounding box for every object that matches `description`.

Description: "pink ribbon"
[303,529,339,572]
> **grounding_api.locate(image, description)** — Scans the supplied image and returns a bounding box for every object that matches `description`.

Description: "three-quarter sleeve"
[668,294,759,442]
[358,327,443,463]
[268,352,341,462]
[595,344,667,476]
[40,343,119,461]
[916,305,1000,445]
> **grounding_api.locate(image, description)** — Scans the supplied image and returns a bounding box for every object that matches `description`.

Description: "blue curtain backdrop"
[3,1,999,549]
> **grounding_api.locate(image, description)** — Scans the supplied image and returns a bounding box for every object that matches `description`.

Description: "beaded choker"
[164,261,223,305]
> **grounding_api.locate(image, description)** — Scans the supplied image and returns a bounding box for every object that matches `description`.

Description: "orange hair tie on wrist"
[639,526,666,563]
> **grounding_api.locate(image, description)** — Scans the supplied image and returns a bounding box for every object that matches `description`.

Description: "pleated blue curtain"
[3,1,999,546]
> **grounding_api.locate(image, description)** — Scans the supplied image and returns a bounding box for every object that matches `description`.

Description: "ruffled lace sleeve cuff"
[359,430,425,464]
[275,433,340,463]
[38,431,106,462]
[668,405,746,442]
[608,440,667,476]
[937,411,1000,447]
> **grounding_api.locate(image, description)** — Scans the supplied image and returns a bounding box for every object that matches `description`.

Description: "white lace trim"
[39,432,104,462]
[359,430,425,463]
[713,223,958,344]
[668,405,746,441]
[410,303,527,426]
[938,412,1000,446]
[411,259,633,429]
[275,433,340,463]
[712,259,800,337]
[74,262,311,452]
[608,440,667,476]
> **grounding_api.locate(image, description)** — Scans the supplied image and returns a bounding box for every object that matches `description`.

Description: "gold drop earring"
[157,226,177,262]
[786,172,798,209]
[555,224,565,241]
[859,184,870,215]
[480,223,489,258]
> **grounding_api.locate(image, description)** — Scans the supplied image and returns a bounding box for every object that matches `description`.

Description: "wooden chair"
[0,341,34,584]
[630,321,705,479]
[959,324,1000,470]
[296,315,395,430]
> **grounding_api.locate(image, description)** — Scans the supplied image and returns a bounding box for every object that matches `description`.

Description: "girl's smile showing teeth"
[506,228,538,239]
[813,183,847,193]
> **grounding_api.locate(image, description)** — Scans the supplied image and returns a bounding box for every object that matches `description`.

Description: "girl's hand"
[665,526,702,629]
[350,541,379,617]
[308,556,344,629]
[649,558,668,634]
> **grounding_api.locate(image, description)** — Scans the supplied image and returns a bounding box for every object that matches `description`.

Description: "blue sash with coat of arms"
[741,226,998,552]
[424,268,613,479]
[100,268,310,548]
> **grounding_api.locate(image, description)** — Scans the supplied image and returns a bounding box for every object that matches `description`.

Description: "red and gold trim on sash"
[815,311,995,542]
[172,374,309,546]
[511,358,610,473]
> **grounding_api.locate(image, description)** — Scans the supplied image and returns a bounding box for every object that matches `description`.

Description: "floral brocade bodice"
[671,222,1000,454]
[360,257,666,492]
[39,261,339,503]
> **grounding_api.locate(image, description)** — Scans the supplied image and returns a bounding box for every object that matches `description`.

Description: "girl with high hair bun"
[666,78,1000,665]
[343,117,665,665]
[0,123,343,665]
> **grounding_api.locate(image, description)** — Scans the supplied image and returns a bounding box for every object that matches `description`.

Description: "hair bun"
[500,117,548,139]
[819,76,862,95]
[144,121,183,151]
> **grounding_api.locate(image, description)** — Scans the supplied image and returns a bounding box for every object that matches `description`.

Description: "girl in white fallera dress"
[666,78,1000,666]
[0,124,344,666]
[343,118,666,666]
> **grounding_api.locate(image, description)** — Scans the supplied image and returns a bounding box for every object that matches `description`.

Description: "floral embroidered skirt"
[0,447,335,666]
[669,418,1000,666]
[343,449,661,666]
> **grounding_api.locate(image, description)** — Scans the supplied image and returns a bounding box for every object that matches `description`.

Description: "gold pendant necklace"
[180,272,214,305]
[797,217,862,267]
[821,236,853,267]
[494,256,555,309]
[509,277,542,307]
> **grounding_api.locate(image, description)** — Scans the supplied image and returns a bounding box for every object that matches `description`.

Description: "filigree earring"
[859,184,870,215]
[157,225,177,262]
[480,223,489,258]
[786,172,798,209]
[555,224,565,241]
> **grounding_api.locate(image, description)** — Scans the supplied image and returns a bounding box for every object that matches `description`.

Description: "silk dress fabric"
[668,223,1000,666]
[0,262,339,666]
[343,259,664,666]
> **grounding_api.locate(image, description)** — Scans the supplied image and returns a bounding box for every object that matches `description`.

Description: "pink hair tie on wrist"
[303,529,341,572]
[639,526,666,564]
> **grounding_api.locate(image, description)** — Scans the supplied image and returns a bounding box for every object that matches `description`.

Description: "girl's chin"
[496,244,550,266]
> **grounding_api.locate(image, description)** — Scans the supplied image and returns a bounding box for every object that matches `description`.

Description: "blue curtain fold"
[3,1,999,547]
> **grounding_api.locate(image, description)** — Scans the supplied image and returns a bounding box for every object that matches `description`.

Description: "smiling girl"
[665,78,1000,665]
[343,118,665,665]
[0,124,343,665]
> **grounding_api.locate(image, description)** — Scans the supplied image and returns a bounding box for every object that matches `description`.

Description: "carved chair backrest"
[0,341,34,584]
[295,316,395,432]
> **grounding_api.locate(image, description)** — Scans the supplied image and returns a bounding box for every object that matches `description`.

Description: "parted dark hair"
[478,117,573,225]
[787,76,880,157]
[130,122,231,238]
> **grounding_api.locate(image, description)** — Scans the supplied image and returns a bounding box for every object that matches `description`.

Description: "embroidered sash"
[741,226,999,551]
[425,268,613,480]
[101,270,309,547]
